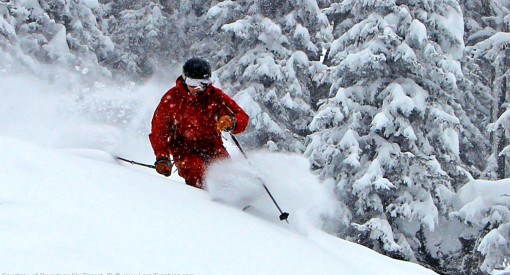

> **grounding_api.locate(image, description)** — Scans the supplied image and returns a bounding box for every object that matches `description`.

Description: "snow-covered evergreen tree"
[170,0,220,66]
[451,179,510,274]
[1,0,71,70]
[306,0,474,272]
[461,0,510,180]
[206,0,331,152]
[0,1,22,70]
[454,2,510,272]
[1,0,113,80]
[105,1,167,79]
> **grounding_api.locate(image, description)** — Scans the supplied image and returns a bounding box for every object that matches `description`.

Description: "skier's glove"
[217,115,236,132]
[155,158,172,177]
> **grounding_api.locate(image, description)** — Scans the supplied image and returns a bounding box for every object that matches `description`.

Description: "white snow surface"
[0,70,435,274]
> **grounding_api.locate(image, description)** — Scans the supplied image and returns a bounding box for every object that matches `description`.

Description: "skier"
[149,57,249,189]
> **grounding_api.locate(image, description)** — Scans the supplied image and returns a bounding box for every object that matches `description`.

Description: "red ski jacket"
[150,76,249,160]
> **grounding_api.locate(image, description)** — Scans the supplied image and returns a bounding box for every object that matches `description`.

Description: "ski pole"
[116,156,156,169]
[229,134,290,223]
[116,156,178,175]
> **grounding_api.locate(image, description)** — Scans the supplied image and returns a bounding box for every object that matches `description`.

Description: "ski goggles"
[185,77,211,88]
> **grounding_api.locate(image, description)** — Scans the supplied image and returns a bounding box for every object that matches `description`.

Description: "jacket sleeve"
[217,89,249,134]
[149,90,176,160]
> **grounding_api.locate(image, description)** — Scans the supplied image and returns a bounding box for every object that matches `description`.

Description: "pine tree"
[460,0,510,180]
[2,0,70,67]
[106,1,168,79]
[57,0,113,78]
[207,0,331,152]
[455,1,510,272]
[0,1,20,70]
[451,179,510,274]
[306,0,473,272]
[1,0,113,79]
[171,0,219,65]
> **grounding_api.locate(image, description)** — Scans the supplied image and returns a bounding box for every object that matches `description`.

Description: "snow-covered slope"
[0,136,434,274]
[0,71,434,274]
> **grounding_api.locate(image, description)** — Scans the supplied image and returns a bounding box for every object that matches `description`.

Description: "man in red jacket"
[149,57,249,189]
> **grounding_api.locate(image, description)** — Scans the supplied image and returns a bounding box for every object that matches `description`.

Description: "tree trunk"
[497,75,507,179]
[490,66,496,160]
[496,49,510,179]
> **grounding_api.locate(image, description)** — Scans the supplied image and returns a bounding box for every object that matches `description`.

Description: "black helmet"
[183,57,211,79]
